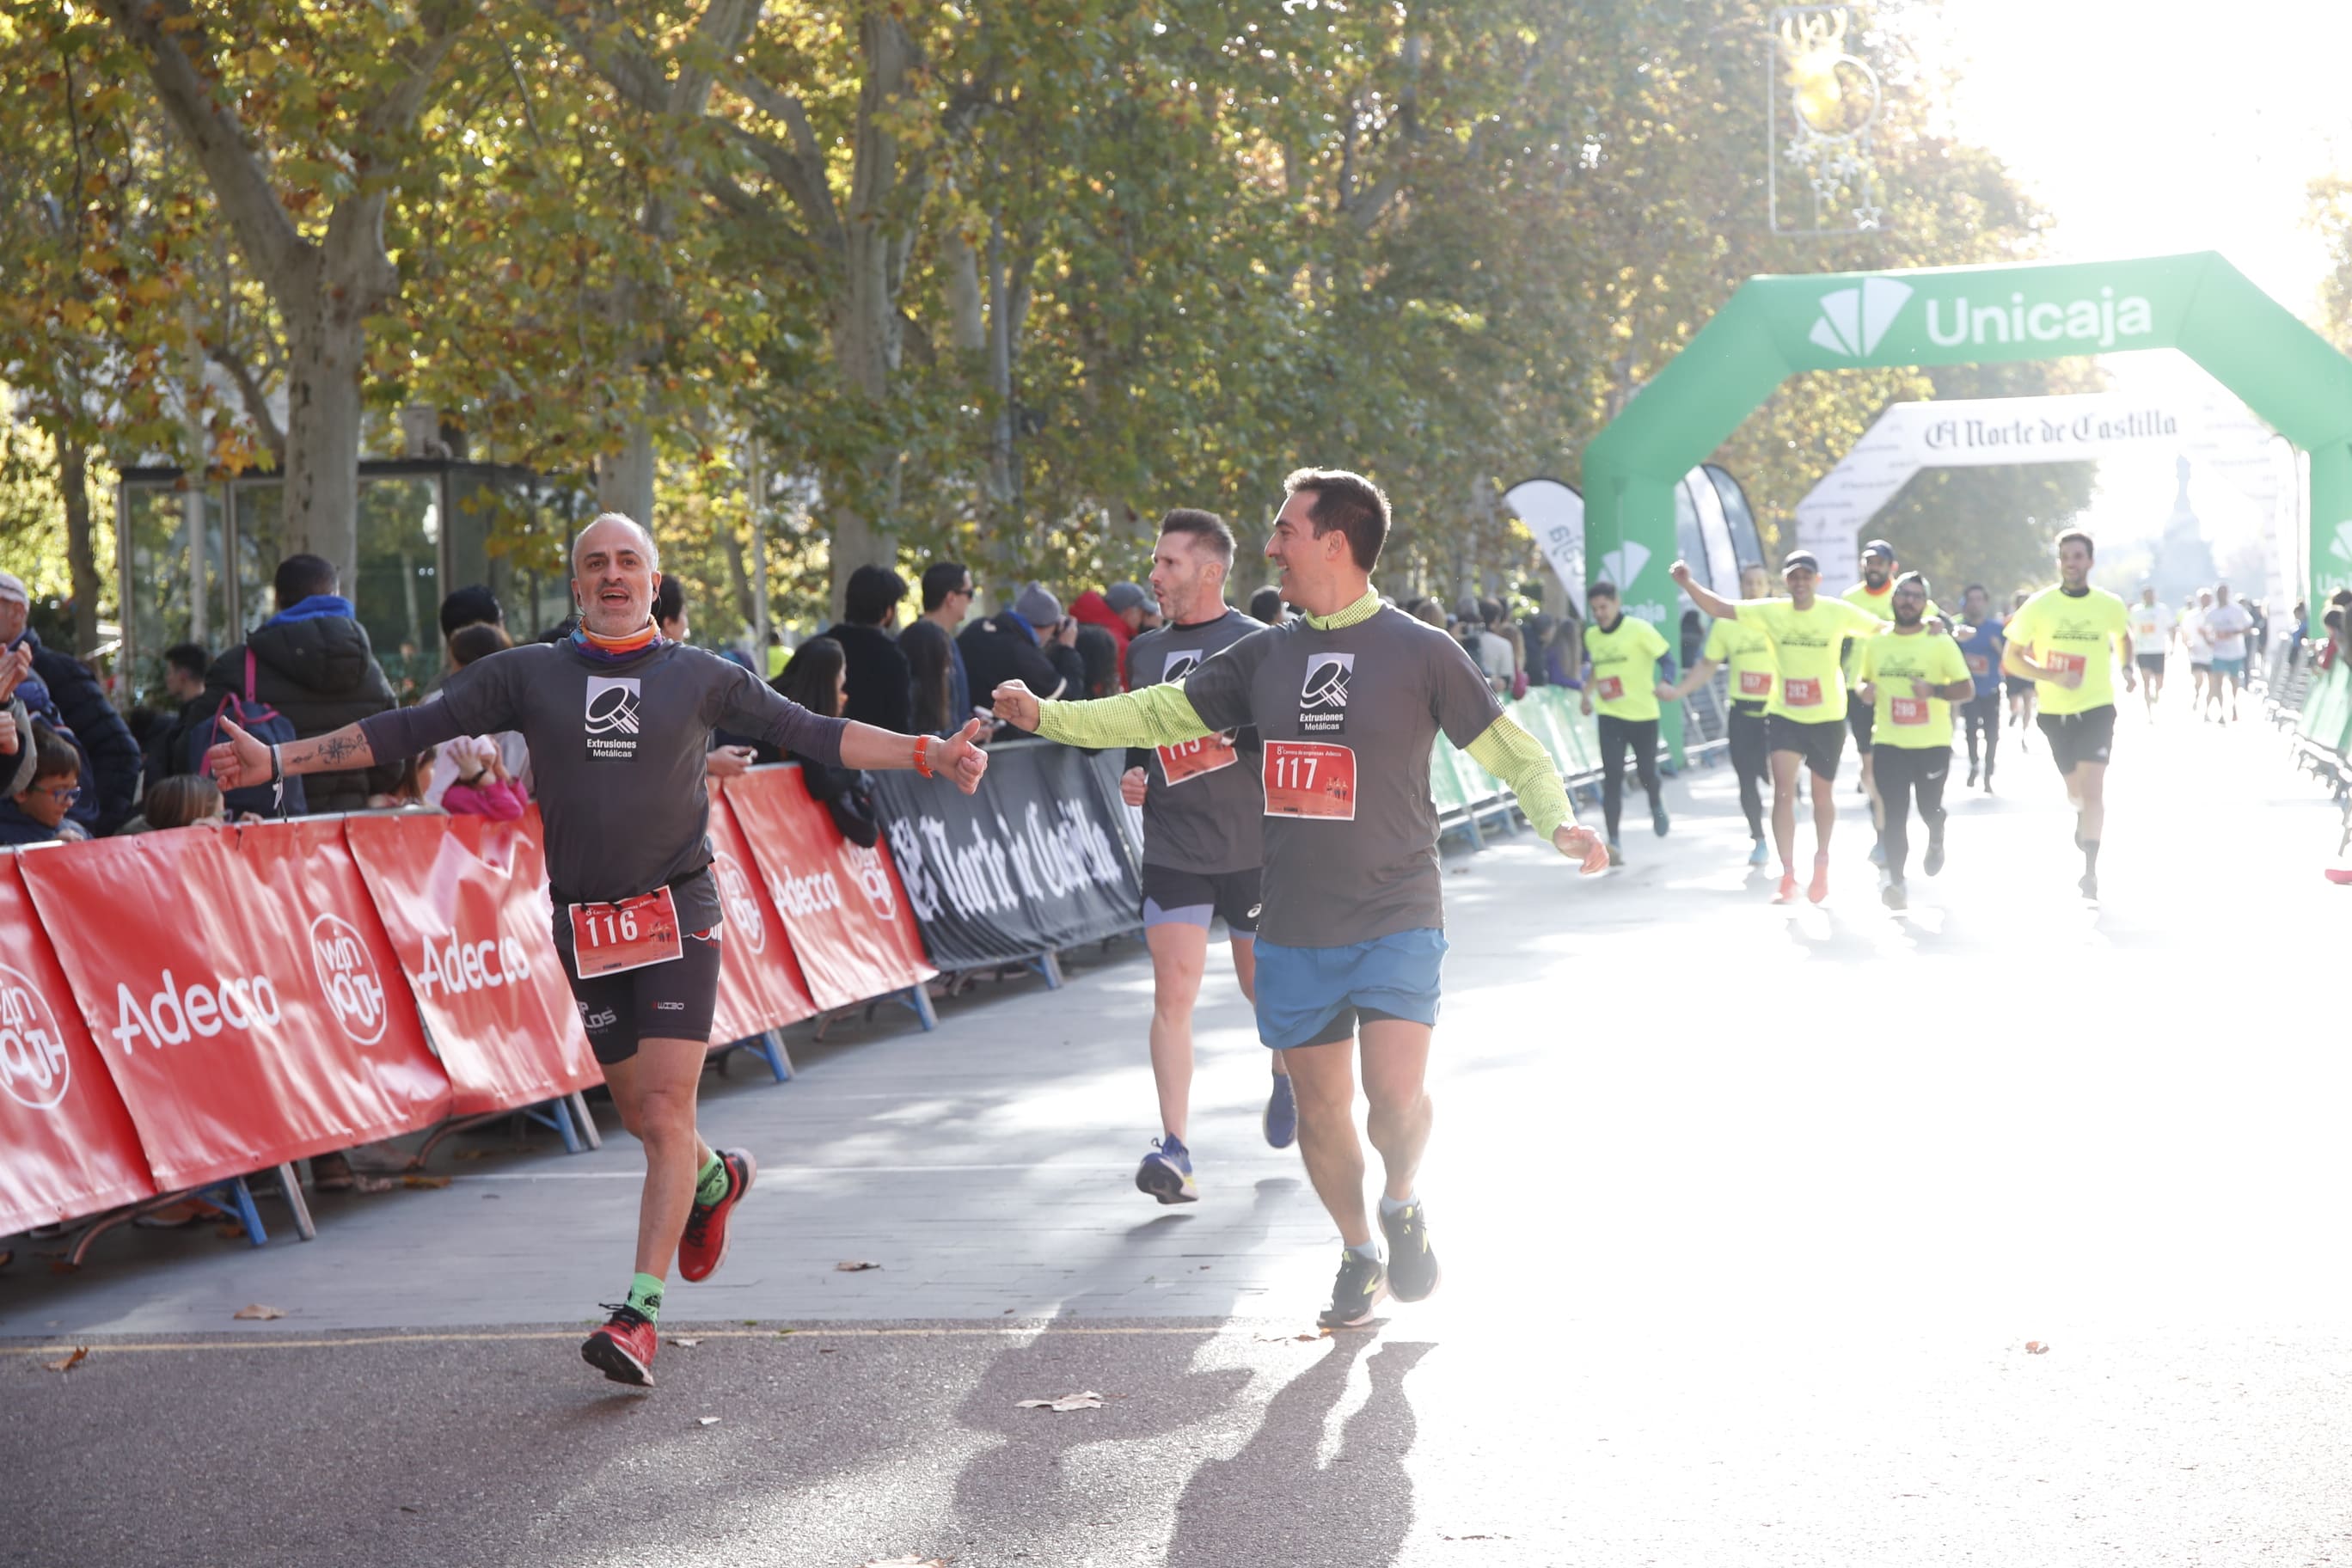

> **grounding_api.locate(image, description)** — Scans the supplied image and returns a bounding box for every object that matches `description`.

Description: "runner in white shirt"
[2201,583,2255,724]
[2126,585,2176,717]
[2183,589,2216,720]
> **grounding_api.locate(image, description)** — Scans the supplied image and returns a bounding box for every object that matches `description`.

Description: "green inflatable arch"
[1584,252,2352,646]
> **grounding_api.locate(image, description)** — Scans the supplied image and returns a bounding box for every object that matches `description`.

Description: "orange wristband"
[913,735,934,778]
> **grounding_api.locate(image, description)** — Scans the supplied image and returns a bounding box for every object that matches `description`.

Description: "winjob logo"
[309,913,389,1045]
[0,961,70,1112]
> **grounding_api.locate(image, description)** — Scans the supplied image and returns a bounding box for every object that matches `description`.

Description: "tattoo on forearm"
[308,732,369,768]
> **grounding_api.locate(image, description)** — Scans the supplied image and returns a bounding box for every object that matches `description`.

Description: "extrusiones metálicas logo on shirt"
[1298,652,1352,734]
[584,676,642,761]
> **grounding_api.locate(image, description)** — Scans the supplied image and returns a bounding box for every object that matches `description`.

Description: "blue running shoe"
[1651,797,1670,837]
[1263,1073,1297,1149]
[1135,1136,1197,1204]
[1746,838,1770,867]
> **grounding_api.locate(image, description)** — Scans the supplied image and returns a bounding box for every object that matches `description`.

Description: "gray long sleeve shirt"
[358,642,848,928]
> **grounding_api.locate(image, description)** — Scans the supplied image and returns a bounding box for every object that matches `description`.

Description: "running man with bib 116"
[993,468,1608,1328]
[207,513,988,1389]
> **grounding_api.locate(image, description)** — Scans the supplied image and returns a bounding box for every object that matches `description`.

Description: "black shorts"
[2004,676,2034,700]
[2037,705,2117,775]
[1301,1005,1408,1049]
[1141,862,1262,935]
[1847,702,1876,754]
[555,924,725,1064]
[2135,652,2165,675]
[1767,714,1847,781]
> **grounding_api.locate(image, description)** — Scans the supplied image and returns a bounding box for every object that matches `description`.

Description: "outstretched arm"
[994,679,1215,750]
[1464,714,1608,873]
[1669,560,1737,622]
[205,718,384,790]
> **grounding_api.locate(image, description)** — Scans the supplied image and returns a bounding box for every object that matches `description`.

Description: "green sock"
[625,1271,665,1322]
[694,1150,728,1207]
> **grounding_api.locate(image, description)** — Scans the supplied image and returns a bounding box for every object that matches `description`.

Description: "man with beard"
[1854,574,1975,910]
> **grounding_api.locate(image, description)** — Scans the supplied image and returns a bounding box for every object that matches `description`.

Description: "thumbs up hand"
[204,715,273,790]
[939,716,990,794]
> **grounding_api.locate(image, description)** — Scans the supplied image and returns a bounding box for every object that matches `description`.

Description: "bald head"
[573,512,658,576]
[571,512,662,638]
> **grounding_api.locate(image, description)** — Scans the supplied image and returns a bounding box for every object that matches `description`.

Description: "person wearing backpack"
[181,645,309,818]
[198,554,398,814]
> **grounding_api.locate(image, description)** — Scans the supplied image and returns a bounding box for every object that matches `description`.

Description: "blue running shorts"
[1251,928,1447,1050]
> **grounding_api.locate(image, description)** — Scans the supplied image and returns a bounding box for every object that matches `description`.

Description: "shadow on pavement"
[1166,1334,1430,1567]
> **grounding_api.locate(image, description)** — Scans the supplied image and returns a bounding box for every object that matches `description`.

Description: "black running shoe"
[1318,1249,1388,1328]
[1923,825,1945,878]
[2079,871,2098,901]
[1380,1201,1442,1303]
[1881,879,1908,911]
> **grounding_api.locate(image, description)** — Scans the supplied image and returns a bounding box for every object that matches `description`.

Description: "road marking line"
[0,1324,1310,1357]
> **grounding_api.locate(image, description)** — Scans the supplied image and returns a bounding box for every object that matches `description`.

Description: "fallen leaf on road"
[669,1338,701,1348]
[402,1174,451,1190]
[214,1222,247,1240]
[0,1247,12,1270]
[835,1260,881,1271]
[46,1259,77,1277]
[695,1416,720,1427]
[352,1174,396,1195]
[453,1148,493,1161]
[1017,1391,1105,1412]
[45,1347,88,1373]
[233,1304,286,1321]
[2024,1341,2049,1355]
[862,1557,950,1567]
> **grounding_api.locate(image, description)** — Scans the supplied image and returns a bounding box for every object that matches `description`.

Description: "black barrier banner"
[869,740,1143,968]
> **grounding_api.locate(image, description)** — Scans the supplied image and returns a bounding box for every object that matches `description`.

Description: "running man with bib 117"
[993,468,1608,1328]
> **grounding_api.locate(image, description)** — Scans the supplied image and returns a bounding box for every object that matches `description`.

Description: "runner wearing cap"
[994,467,1608,1327]
[2001,529,2135,900]
[205,513,989,1389]
[1118,509,1294,1204]
[1955,584,2006,792]
[1841,540,1935,863]
[1670,551,1886,904]
[1577,579,1677,866]
[2127,585,2176,716]
[1854,573,1974,910]
[1667,561,1778,867]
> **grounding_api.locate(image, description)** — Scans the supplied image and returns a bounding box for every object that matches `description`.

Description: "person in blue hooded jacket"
[197,554,399,814]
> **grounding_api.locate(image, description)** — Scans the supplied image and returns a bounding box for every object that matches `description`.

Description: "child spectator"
[144,774,230,830]
[423,622,531,806]
[439,735,528,821]
[0,720,89,844]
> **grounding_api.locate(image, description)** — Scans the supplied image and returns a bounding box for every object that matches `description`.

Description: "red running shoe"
[1772,870,1800,904]
[581,1306,658,1387]
[678,1148,756,1283]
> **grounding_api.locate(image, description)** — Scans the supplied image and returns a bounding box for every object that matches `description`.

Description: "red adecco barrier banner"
[20,823,452,1191]
[720,766,934,1012]
[343,810,603,1116]
[0,853,157,1232]
[706,791,818,1041]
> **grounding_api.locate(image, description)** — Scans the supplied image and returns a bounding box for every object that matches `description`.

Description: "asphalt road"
[6,684,2349,1568]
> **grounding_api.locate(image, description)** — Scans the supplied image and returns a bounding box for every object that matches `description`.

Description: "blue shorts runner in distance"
[1252,928,1447,1050]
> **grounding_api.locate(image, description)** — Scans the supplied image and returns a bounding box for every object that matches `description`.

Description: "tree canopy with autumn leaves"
[3,0,2100,658]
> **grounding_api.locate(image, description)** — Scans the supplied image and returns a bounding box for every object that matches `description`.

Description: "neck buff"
[571,620,665,665]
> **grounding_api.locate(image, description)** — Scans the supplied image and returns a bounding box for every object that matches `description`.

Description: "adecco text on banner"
[0,960,70,1111]
[772,865,846,918]
[415,929,535,1000]
[110,969,285,1053]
